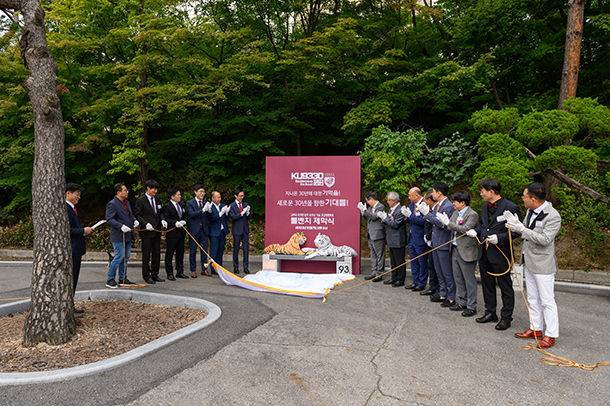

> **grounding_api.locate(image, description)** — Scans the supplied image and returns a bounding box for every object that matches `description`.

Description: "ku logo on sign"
[324,176,335,188]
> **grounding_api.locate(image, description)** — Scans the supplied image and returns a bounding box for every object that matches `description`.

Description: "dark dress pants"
[141,234,161,279]
[232,233,249,270]
[210,234,226,266]
[389,246,406,284]
[428,251,439,292]
[479,249,514,321]
[165,235,185,276]
[408,243,428,287]
[189,232,209,273]
[72,255,82,293]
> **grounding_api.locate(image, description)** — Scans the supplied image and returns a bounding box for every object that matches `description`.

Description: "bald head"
[408,187,422,204]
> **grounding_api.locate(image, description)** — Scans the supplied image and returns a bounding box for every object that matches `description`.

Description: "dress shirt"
[452,207,468,246]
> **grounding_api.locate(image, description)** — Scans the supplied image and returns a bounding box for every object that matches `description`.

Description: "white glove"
[377,211,387,221]
[466,229,477,238]
[146,223,154,231]
[121,225,131,233]
[488,234,498,244]
[133,220,139,228]
[417,202,429,216]
[180,220,187,227]
[203,201,212,212]
[176,221,184,228]
[401,206,411,218]
[424,236,432,247]
[161,220,168,229]
[242,206,250,216]
[357,202,366,212]
[436,212,450,226]
[503,210,525,233]
[220,206,230,216]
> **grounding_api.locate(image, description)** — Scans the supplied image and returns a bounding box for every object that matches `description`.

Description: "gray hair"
[387,191,400,202]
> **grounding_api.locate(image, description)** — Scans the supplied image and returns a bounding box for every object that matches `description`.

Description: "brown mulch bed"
[0,300,207,373]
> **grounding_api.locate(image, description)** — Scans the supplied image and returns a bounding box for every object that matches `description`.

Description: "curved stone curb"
[0,290,221,386]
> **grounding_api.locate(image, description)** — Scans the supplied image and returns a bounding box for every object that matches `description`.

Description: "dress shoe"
[176,273,189,279]
[233,268,240,274]
[364,275,376,281]
[211,270,218,275]
[202,271,213,277]
[537,336,556,348]
[392,282,405,287]
[412,285,425,292]
[167,274,176,281]
[144,277,156,284]
[420,289,435,296]
[383,280,397,285]
[404,283,417,290]
[152,276,165,282]
[73,307,84,314]
[515,329,543,339]
[372,277,383,282]
[74,311,83,318]
[476,313,498,323]
[191,272,197,278]
[462,309,477,317]
[244,268,250,274]
[449,303,466,311]
[440,299,456,307]
[495,319,511,330]
[430,295,444,303]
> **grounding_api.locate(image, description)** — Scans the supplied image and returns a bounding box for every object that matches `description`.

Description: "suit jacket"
[106,197,136,243]
[209,203,230,237]
[520,203,561,275]
[186,198,210,237]
[361,201,386,241]
[161,201,186,241]
[382,204,407,248]
[229,201,252,236]
[446,206,479,262]
[67,202,86,257]
[423,198,455,251]
[474,197,521,264]
[405,199,427,247]
[135,194,165,239]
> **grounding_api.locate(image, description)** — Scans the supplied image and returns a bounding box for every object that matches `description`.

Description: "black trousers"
[479,249,514,321]
[72,255,82,293]
[141,234,161,279]
[232,233,249,270]
[389,246,406,284]
[165,236,185,276]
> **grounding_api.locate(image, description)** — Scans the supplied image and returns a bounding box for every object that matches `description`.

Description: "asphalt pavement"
[1,258,610,405]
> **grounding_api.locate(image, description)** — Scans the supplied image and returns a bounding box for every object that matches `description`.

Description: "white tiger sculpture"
[303,233,357,259]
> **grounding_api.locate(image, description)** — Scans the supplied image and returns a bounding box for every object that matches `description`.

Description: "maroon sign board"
[265,156,361,274]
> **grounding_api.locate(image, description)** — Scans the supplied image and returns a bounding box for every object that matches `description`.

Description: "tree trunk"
[558,0,586,110]
[15,0,76,347]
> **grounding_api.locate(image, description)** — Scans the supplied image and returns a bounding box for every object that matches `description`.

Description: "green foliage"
[419,132,480,189]
[342,99,393,135]
[562,97,610,139]
[535,146,598,174]
[477,132,528,161]
[514,110,579,150]
[471,157,529,201]
[0,219,34,248]
[469,107,520,134]
[360,125,426,196]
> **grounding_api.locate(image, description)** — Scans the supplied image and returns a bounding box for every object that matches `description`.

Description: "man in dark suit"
[208,191,230,267]
[161,187,188,281]
[359,191,386,282]
[420,190,440,298]
[105,182,138,288]
[466,178,522,331]
[379,192,407,287]
[66,183,93,316]
[135,179,167,284]
[402,187,428,291]
[418,182,456,307]
[186,184,212,278]
[229,187,252,274]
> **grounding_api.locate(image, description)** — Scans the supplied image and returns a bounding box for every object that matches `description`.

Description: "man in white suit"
[504,182,562,348]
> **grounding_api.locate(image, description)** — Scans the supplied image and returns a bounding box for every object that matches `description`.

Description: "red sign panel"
[265,156,361,274]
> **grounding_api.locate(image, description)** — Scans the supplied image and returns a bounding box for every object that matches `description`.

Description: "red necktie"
[74,207,77,215]
[239,202,242,212]
[198,200,202,210]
